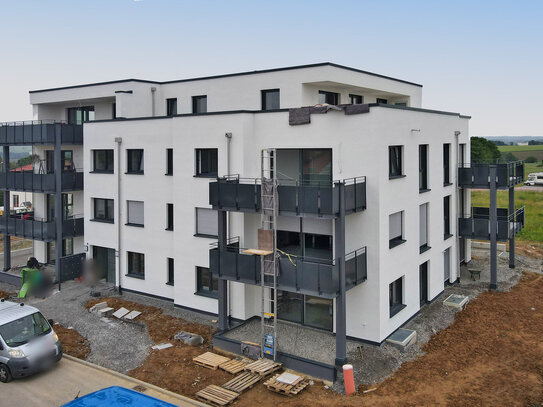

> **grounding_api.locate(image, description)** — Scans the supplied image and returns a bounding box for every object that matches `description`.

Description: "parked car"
[0,300,62,382]
[61,386,178,407]
[525,172,543,186]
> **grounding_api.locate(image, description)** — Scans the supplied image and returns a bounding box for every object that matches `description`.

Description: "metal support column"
[2,146,10,272]
[335,181,347,366]
[54,124,63,290]
[217,209,228,332]
[489,165,498,290]
[508,186,515,269]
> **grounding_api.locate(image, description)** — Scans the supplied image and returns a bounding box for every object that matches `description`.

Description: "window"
[112,103,116,119]
[63,238,73,256]
[395,102,407,107]
[166,148,173,175]
[444,196,451,238]
[127,252,145,279]
[67,106,94,125]
[63,193,74,220]
[389,211,405,248]
[195,148,218,177]
[389,146,404,178]
[196,266,218,297]
[93,198,114,222]
[419,262,428,306]
[420,203,430,253]
[127,200,144,227]
[349,94,363,104]
[389,277,405,317]
[167,258,174,286]
[196,208,218,237]
[166,203,174,231]
[261,89,280,110]
[127,149,144,174]
[92,150,114,173]
[13,195,19,207]
[419,145,429,191]
[376,98,388,104]
[443,144,451,185]
[318,90,339,105]
[302,149,332,185]
[46,150,73,173]
[192,95,207,114]
[166,98,177,116]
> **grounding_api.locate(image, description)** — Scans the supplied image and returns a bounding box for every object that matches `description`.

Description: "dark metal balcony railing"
[458,161,524,189]
[209,237,367,298]
[209,175,366,217]
[0,120,83,145]
[0,171,84,193]
[458,206,525,241]
[0,214,84,241]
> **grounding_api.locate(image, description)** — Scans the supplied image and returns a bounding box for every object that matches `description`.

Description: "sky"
[0,0,542,137]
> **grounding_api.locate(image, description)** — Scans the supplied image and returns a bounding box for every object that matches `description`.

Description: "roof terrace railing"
[458,161,524,189]
[0,120,83,145]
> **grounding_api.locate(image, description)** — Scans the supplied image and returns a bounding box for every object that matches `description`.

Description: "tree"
[525,156,538,163]
[471,137,501,163]
[501,152,518,162]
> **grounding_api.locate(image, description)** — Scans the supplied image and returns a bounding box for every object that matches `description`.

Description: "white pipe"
[115,137,123,293]
[151,87,157,117]
[454,131,461,281]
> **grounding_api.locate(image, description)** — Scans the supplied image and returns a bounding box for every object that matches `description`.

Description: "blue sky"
[0,0,542,137]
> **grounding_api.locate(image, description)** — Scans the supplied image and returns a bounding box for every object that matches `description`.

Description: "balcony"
[458,162,524,189]
[209,176,366,218]
[458,206,525,241]
[0,121,83,145]
[0,171,83,193]
[209,238,367,299]
[0,215,84,241]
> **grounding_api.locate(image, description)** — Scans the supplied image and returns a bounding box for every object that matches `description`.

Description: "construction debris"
[174,330,203,346]
[89,301,108,313]
[151,343,173,350]
[124,310,142,320]
[193,352,231,370]
[112,307,130,319]
[97,307,114,318]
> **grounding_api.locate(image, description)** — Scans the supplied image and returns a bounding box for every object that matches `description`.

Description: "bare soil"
[0,290,16,299]
[0,236,32,253]
[86,274,543,406]
[515,240,543,259]
[54,324,91,360]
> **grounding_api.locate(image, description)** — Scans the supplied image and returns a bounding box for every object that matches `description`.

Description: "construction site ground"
[0,246,542,406]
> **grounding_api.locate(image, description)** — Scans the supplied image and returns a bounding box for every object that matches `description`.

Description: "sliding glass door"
[277,291,333,331]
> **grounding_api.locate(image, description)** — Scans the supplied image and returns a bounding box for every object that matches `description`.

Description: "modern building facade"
[0,63,525,378]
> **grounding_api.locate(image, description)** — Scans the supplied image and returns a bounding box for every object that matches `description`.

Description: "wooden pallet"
[193,352,231,370]
[196,385,239,406]
[219,358,247,374]
[222,371,262,393]
[244,358,282,376]
[264,373,309,396]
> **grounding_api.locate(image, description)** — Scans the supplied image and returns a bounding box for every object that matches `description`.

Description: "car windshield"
[0,312,51,347]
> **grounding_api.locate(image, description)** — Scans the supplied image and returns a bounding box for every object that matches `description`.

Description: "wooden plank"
[222,371,262,393]
[219,359,247,374]
[193,352,231,370]
[242,248,273,256]
[196,385,239,406]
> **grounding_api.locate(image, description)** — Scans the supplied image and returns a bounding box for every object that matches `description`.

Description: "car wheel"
[0,364,12,383]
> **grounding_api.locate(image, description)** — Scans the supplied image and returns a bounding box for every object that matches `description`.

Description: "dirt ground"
[0,236,32,253]
[54,324,91,360]
[81,273,543,406]
[515,240,543,259]
[0,289,16,299]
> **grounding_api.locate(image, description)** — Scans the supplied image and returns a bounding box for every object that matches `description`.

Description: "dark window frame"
[196,266,218,298]
[126,200,144,227]
[349,94,363,104]
[443,143,451,185]
[389,211,406,249]
[444,195,452,239]
[419,144,429,191]
[318,90,339,105]
[389,145,404,179]
[195,207,218,238]
[126,149,144,174]
[67,106,95,125]
[376,98,388,104]
[92,149,114,173]
[389,277,405,317]
[166,203,174,231]
[166,148,173,176]
[92,198,114,223]
[166,98,177,116]
[195,148,218,178]
[192,95,207,114]
[126,251,145,279]
[261,89,280,110]
[167,257,174,286]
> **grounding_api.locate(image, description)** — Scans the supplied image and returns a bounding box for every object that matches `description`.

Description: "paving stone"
[98,307,114,318]
[112,307,130,319]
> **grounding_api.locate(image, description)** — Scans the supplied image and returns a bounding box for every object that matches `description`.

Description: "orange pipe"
[343,364,355,395]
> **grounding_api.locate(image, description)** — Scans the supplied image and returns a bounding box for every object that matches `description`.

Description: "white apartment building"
[3,63,499,380]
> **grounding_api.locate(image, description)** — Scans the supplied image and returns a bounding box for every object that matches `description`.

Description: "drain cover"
[443,294,469,309]
[386,328,416,349]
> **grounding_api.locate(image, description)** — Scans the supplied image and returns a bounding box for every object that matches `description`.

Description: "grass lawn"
[498,145,543,152]
[471,189,543,241]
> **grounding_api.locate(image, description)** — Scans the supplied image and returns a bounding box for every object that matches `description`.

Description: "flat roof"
[29,62,423,94]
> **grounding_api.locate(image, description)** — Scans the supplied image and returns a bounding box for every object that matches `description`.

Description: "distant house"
[517,142,529,146]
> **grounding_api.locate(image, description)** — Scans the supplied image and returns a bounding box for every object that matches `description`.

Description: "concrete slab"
[386,328,417,349]
[89,302,108,313]
[124,310,141,320]
[112,307,130,319]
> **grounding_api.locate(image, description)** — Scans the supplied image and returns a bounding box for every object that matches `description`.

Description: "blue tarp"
[61,386,179,407]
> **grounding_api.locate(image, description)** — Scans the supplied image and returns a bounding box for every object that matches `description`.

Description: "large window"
[376,98,388,104]
[63,238,73,256]
[443,143,451,185]
[63,193,74,220]
[389,277,405,317]
[46,150,73,173]
[127,252,145,279]
[389,211,405,248]
[166,98,177,116]
[166,203,174,231]
[389,146,404,178]
[261,89,280,110]
[127,149,144,174]
[196,266,218,297]
[166,148,173,175]
[127,200,144,227]
[195,208,218,237]
[444,195,451,238]
[192,95,207,114]
[167,258,174,286]
[67,106,94,125]
[93,198,114,222]
[419,203,430,253]
[349,94,363,104]
[195,148,218,177]
[318,90,339,105]
[277,231,332,261]
[93,149,114,173]
[302,149,332,185]
[419,144,428,191]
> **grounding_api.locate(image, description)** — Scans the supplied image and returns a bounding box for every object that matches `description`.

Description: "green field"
[471,189,543,242]
[498,145,543,163]
[498,145,543,152]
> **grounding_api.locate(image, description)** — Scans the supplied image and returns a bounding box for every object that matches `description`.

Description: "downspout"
[454,131,461,282]
[225,132,232,322]
[115,137,123,294]
[151,87,157,117]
